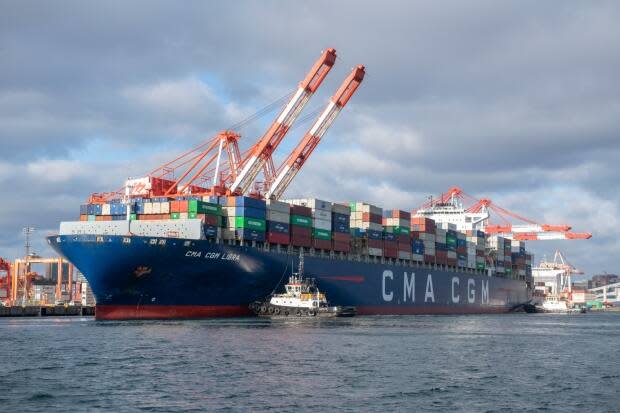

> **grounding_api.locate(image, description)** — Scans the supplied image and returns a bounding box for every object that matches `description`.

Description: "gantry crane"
[265,64,366,199]
[418,187,592,241]
[228,48,337,195]
[0,258,11,305]
[88,47,365,202]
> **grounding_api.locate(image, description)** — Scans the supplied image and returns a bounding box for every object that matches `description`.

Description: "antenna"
[22,226,34,258]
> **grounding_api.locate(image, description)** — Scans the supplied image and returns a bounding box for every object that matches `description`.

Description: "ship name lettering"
[403,272,415,302]
[481,279,489,304]
[451,277,460,303]
[467,279,475,304]
[204,252,221,259]
[382,270,393,302]
[221,253,240,262]
[185,250,202,258]
[425,274,435,303]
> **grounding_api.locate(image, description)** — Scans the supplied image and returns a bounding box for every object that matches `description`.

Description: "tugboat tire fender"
[260,306,267,313]
[296,310,302,317]
[268,306,274,314]
[274,308,280,315]
[284,310,289,316]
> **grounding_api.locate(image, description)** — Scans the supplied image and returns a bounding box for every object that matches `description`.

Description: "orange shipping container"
[79,215,87,222]
[170,201,180,213]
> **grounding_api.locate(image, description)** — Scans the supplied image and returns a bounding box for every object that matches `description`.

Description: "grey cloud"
[0,0,618,275]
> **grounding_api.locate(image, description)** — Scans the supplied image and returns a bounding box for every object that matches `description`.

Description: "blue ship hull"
[48,235,531,319]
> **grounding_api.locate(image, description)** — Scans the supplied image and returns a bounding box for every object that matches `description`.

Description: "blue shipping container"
[235,228,266,242]
[332,222,350,233]
[332,213,349,225]
[234,206,266,219]
[384,232,396,242]
[233,196,266,210]
[204,225,218,238]
[267,221,289,234]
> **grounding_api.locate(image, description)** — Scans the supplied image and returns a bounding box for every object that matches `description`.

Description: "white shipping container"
[398,251,412,260]
[179,212,188,219]
[102,204,111,216]
[222,229,235,240]
[130,219,203,240]
[59,221,130,236]
[331,203,350,215]
[412,253,424,261]
[351,211,363,221]
[312,218,331,231]
[366,247,383,256]
[358,222,383,231]
[152,202,161,214]
[312,209,331,221]
[287,198,331,211]
[267,210,289,223]
[161,202,170,214]
[266,199,290,213]
[144,203,153,214]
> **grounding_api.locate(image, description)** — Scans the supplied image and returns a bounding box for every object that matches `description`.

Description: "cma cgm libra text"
[48,234,530,320]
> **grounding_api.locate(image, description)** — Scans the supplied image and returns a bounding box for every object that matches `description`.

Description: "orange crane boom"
[228,48,337,195]
[265,65,366,199]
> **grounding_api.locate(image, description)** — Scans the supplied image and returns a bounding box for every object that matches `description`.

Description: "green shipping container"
[87,215,96,222]
[235,217,266,231]
[349,202,357,212]
[476,262,485,270]
[130,213,137,221]
[188,212,197,219]
[170,212,180,220]
[313,228,331,240]
[290,215,312,227]
[392,226,410,235]
[446,236,457,247]
[188,200,222,215]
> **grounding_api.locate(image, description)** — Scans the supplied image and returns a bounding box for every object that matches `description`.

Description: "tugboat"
[250,252,356,318]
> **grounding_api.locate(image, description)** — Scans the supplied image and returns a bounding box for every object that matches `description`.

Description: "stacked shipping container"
[76,196,527,277]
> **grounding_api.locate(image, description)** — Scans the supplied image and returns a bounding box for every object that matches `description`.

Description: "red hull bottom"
[96,305,252,320]
[96,304,511,320]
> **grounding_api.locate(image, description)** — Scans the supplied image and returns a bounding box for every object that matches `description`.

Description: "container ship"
[49,197,534,319]
[46,48,544,319]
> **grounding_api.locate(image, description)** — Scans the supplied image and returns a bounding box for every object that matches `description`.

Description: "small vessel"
[250,253,355,318]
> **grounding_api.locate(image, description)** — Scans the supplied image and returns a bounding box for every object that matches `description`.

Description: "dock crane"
[418,187,592,241]
[88,47,365,202]
[265,64,366,199]
[228,48,337,195]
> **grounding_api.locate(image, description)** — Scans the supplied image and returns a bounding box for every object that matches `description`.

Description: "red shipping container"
[384,248,398,258]
[102,216,112,221]
[79,215,87,221]
[476,250,485,257]
[313,239,332,250]
[391,210,411,220]
[367,239,383,248]
[396,234,409,243]
[362,212,382,224]
[291,235,311,247]
[423,254,435,263]
[397,242,410,252]
[290,205,311,217]
[333,232,351,242]
[384,240,397,250]
[447,258,457,267]
[267,232,289,244]
[291,226,312,237]
[170,201,180,213]
[332,241,351,252]
[179,201,188,213]
[95,215,104,221]
[204,214,218,226]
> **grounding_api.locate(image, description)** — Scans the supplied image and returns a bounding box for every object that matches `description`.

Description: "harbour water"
[1,313,619,412]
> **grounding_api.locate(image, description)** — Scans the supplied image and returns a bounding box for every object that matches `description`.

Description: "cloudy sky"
[1,1,618,276]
